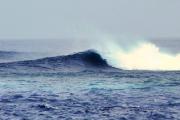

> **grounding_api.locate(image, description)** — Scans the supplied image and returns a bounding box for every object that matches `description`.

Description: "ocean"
[0,50,180,120]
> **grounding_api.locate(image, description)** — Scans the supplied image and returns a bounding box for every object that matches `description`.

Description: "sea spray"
[95,36,180,70]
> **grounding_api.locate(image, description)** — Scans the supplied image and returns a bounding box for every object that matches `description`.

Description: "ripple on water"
[0,71,180,119]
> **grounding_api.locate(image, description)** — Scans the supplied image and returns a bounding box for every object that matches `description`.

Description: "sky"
[0,0,180,55]
[0,0,180,39]
[0,0,180,70]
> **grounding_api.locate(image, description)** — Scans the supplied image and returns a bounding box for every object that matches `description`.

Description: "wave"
[97,41,180,71]
[0,50,118,73]
[0,50,50,63]
[0,51,20,62]
[0,40,179,71]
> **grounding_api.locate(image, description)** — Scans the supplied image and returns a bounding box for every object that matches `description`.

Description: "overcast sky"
[0,0,180,40]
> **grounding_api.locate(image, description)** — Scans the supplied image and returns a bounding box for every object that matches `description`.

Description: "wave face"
[97,41,180,71]
[0,50,117,73]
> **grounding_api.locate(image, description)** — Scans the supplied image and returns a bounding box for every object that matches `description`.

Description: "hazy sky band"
[0,0,180,39]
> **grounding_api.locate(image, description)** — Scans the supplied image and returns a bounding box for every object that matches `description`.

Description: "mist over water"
[98,41,180,70]
[91,35,180,71]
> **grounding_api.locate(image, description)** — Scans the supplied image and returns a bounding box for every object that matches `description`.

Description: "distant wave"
[0,51,20,62]
[0,51,53,63]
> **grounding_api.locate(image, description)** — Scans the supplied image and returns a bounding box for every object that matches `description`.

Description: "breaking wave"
[0,37,179,71]
[98,41,180,71]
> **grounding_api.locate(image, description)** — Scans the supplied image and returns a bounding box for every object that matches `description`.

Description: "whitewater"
[94,39,180,71]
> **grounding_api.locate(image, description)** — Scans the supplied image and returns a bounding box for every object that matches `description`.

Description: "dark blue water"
[1,71,180,120]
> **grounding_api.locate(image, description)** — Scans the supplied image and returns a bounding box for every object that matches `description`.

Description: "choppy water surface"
[0,71,180,120]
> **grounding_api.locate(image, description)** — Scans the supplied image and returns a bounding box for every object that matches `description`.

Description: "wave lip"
[64,50,109,67]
